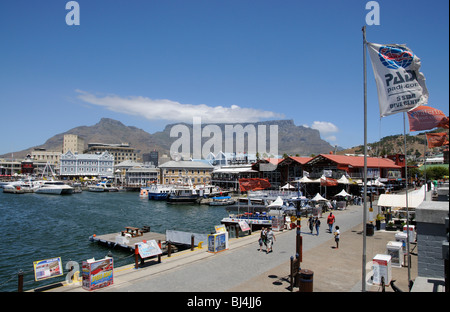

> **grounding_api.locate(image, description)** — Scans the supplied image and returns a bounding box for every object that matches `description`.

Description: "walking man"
[327,212,335,233]
[266,227,276,253]
[314,217,321,236]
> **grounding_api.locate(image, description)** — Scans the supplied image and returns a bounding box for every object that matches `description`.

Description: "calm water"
[0,190,229,292]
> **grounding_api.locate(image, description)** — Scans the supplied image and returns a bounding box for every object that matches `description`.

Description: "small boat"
[35,180,74,195]
[147,184,175,200]
[88,181,118,192]
[209,195,235,206]
[166,188,199,204]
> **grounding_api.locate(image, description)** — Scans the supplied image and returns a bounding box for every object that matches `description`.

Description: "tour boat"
[35,180,74,195]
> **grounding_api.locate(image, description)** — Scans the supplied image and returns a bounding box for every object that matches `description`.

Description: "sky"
[0,0,448,156]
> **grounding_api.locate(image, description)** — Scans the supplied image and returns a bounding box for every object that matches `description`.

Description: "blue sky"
[0,0,448,156]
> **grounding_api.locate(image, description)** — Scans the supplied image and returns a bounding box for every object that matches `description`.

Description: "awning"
[335,189,351,197]
[377,193,424,209]
[311,193,328,201]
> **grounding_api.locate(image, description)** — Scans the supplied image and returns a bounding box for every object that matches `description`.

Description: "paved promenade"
[48,201,417,293]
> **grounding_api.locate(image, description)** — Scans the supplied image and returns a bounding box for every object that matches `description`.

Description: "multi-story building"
[159,160,214,185]
[63,134,85,154]
[59,150,115,178]
[31,148,61,166]
[86,143,137,165]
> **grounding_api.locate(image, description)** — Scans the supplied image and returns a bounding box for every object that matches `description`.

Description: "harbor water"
[0,190,229,292]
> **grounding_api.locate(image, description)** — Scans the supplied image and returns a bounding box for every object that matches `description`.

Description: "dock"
[89,230,166,251]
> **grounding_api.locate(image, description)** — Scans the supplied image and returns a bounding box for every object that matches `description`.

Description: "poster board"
[33,257,63,282]
[372,254,391,285]
[215,225,227,233]
[207,232,229,253]
[82,257,114,291]
[136,240,162,259]
[238,220,250,232]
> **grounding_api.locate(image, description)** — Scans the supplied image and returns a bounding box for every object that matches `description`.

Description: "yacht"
[88,181,119,192]
[35,180,74,195]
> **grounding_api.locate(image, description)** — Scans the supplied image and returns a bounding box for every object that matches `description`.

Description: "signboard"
[215,225,227,233]
[33,257,63,281]
[207,232,229,253]
[136,240,162,259]
[82,257,114,291]
[372,254,391,285]
[238,221,250,232]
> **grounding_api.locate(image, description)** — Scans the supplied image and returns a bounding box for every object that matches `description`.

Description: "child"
[334,226,340,249]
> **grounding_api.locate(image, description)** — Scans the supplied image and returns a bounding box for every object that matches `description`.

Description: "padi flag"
[407,106,447,132]
[367,43,428,117]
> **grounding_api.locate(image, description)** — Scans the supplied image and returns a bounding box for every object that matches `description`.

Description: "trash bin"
[366,223,374,236]
[298,269,314,292]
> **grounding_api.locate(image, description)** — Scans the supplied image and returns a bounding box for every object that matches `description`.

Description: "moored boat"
[35,180,74,195]
[209,195,235,206]
[88,181,118,192]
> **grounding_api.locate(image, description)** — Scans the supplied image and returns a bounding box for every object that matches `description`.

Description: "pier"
[89,229,166,251]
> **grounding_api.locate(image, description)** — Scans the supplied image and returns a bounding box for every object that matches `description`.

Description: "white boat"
[146,184,175,200]
[209,196,235,206]
[35,180,74,195]
[2,179,41,194]
[88,181,119,192]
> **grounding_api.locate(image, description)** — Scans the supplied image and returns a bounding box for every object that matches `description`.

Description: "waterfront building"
[63,134,85,154]
[159,160,214,185]
[211,164,259,191]
[304,154,402,181]
[59,150,114,179]
[31,148,61,166]
[142,151,159,166]
[115,159,160,186]
[86,143,137,165]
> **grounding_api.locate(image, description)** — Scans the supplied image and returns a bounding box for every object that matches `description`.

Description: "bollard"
[158,240,162,263]
[191,234,195,251]
[134,244,140,269]
[168,242,172,257]
[298,269,314,292]
[18,270,23,292]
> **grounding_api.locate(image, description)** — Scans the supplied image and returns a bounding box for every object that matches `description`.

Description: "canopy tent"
[311,193,328,201]
[281,183,296,190]
[337,175,350,184]
[267,196,284,208]
[335,189,351,197]
[293,176,320,183]
[377,193,424,209]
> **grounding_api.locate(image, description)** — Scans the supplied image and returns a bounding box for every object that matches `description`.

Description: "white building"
[59,150,114,178]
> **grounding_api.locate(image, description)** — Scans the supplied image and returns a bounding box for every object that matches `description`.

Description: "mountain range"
[2,118,338,160]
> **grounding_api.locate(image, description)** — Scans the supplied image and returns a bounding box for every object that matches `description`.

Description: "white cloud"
[310,121,339,135]
[76,90,284,123]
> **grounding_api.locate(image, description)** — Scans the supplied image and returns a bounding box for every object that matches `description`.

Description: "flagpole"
[362,26,368,292]
[403,113,412,290]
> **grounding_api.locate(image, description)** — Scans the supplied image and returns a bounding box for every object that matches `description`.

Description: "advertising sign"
[136,240,162,259]
[207,232,229,253]
[367,42,428,117]
[238,220,250,232]
[33,257,63,281]
[82,258,114,291]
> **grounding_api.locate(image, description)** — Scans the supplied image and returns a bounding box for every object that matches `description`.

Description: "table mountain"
[2,118,336,159]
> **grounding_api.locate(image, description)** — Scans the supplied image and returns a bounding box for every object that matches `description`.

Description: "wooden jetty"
[89,227,166,252]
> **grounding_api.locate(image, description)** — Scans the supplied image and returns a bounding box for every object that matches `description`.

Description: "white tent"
[335,189,351,197]
[293,176,316,183]
[377,193,424,209]
[281,183,295,190]
[337,175,350,184]
[268,196,284,208]
[311,193,327,201]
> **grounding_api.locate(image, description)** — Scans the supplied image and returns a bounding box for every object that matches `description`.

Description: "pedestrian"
[314,217,321,235]
[258,227,267,252]
[334,226,340,249]
[266,227,276,253]
[327,212,335,233]
[308,215,314,234]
